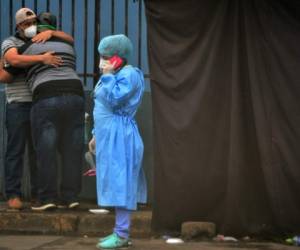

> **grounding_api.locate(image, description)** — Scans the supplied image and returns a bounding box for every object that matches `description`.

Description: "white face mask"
[24,25,37,38]
[99,58,109,70]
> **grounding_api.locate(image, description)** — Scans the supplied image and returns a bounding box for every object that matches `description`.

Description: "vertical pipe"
[138,0,142,68]
[94,0,101,84]
[46,0,50,12]
[71,0,75,37]
[111,0,114,34]
[34,0,37,14]
[83,0,88,87]
[59,0,62,30]
[9,0,13,34]
[125,0,128,36]
[0,0,2,40]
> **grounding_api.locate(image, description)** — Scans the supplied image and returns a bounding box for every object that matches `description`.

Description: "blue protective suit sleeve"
[99,72,138,108]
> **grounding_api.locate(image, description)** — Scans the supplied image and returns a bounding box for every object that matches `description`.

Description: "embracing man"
[1,7,71,210]
[2,12,85,211]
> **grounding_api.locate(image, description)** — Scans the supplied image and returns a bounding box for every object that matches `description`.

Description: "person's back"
[18,37,83,102]
[1,9,79,211]
[24,12,85,211]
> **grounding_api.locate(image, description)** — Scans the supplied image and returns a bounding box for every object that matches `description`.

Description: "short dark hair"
[37,12,57,28]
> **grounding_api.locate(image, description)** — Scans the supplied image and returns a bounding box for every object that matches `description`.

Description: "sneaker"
[99,234,132,246]
[99,233,114,242]
[57,200,79,209]
[7,197,23,210]
[96,233,129,249]
[69,201,79,209]
[31,201,56,211]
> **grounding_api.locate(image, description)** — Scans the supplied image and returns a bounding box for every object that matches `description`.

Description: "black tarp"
[145,0,300,235]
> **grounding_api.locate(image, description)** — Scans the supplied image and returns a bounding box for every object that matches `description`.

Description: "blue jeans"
[31,95,85,202]
[5,102,37,199]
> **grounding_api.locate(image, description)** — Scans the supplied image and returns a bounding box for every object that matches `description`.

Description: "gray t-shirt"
[1,36,32,103]
[19,38,80,92]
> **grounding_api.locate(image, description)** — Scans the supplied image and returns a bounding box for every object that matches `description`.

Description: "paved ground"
[0,236,298,250]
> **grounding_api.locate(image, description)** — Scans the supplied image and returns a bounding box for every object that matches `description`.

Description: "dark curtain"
[145,0,300,235]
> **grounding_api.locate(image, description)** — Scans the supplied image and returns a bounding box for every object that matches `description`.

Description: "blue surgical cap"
[98,34,133,61]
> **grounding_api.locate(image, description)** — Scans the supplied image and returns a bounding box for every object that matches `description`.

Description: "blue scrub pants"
[114,207,132,239]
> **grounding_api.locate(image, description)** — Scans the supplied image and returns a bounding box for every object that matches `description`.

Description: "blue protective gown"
[93,65,147,210]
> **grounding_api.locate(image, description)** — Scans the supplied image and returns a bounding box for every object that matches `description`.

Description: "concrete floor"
[0,236,298,250]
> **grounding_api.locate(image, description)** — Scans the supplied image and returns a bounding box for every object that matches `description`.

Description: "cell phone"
[109,55,123,70]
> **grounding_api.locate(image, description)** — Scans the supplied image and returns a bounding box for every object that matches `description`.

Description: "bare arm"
[88,136,96,154]
[0,70,13,83]
[0,59,13,83]
[52,30,74,44]
[4,48,62,68]
[32,30,74,44]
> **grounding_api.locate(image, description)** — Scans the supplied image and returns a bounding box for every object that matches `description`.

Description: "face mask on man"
[24,25,37,38]
[99,58,109,70]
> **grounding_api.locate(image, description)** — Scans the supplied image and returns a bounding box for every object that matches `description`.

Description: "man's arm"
[32,30,74,44]
[0,69,13,83]
[4,47,62,68]
[0,59,13,83]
